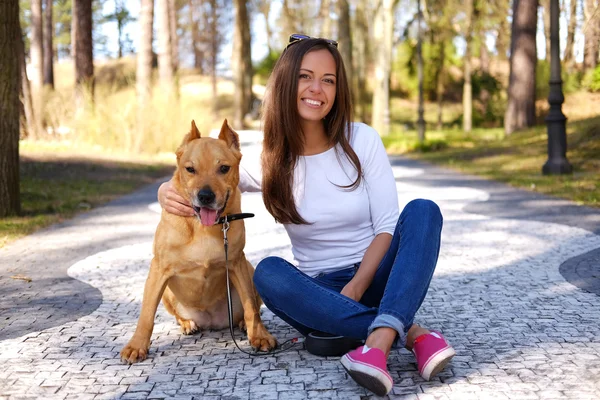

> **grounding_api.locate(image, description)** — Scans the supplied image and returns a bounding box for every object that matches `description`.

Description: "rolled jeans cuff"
[367,314,408,348]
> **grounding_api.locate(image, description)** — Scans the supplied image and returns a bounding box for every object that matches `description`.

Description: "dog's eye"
[219,165,230,174]
[185,166,195,174]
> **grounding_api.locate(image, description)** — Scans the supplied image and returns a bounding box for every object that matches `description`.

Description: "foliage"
[392,40,461,101]
[536,60,584,99]
[582,65,600,92]
[254,50,281,84]
[383,92,600,209]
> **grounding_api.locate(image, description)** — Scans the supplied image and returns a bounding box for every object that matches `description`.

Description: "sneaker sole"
[420,347,456,381]
[340,354,393,397]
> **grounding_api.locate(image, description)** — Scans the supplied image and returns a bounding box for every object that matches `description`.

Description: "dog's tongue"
[200,208,218,226]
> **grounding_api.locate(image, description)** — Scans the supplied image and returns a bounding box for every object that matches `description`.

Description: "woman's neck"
[300,120,331,156]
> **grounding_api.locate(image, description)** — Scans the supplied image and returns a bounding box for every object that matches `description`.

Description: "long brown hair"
[261,38,362,224]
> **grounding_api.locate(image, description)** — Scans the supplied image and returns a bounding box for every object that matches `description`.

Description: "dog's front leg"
[120,258,170,364]
[230,259,277,351]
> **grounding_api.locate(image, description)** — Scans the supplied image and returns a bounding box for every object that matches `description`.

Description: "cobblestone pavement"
[1,149,600,399]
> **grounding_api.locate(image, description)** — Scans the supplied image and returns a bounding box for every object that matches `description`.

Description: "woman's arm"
[157,179,195,217]
[340,233,392,301]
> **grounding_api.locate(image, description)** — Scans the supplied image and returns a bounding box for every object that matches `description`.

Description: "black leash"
[220,213,303,356]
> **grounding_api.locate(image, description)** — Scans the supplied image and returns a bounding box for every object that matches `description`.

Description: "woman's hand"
[158,180,195,217]
[340,281,363,302]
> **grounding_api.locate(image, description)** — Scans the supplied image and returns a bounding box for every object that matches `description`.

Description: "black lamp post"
[543,0,572,175]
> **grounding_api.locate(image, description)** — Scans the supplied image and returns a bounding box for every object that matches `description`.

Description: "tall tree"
[73,0,94,104]
[371,0,395,136]
[0,0,21,216]
[189,0,202,69]
[563,0,578,65]
[17,23,39,139]
[319,0,332,38]
[352,0,369,122]
[583,0,599,69]
[338,0,352,94]
[493,0,511,59]
[253,0,273,54]
[105,0,136,58]
[136,0,153,118]
[43,0,54,88]
[157,0,175,95]
[209,0,219,110]
[543,0,551,59]
[168,0,179,71]
[232,0,252,128]
[463,0,474,133]
[504,0,538,135]
[31,0,44,88]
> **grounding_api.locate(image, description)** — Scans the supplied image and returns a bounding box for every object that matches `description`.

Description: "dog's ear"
[189,120,202,141]
[218,119,240,151]
[176,120,202,161]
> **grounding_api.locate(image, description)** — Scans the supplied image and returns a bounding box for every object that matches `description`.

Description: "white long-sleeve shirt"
[239,122,399,277]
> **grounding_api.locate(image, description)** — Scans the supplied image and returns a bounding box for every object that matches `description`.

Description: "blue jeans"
[253,199,443,347]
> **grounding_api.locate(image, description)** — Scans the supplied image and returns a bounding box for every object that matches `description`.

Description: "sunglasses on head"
[286,33,339,50]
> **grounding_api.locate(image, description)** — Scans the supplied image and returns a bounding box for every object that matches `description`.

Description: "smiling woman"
[158,35,456,397]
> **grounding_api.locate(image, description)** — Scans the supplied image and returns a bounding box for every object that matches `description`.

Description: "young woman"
[158,34,455,397]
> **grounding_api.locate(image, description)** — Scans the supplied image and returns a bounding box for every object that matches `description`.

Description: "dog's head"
[174,119,242,226]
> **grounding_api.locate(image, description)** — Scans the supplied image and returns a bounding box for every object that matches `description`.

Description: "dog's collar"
[217,213,255,225]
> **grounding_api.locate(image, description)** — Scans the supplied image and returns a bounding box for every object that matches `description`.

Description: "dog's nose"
[197,189,216,206]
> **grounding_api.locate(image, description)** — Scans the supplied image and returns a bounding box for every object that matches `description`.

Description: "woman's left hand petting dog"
[120,119,277,364]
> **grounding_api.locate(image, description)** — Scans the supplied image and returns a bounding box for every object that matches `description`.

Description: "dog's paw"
[120,340,149,364]
[249,330,277,352]
[238,319,247,333]
[179,319,199,335]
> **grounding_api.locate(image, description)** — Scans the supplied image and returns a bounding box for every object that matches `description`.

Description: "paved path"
[1,150,600,400]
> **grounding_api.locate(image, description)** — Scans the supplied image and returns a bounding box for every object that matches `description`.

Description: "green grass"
[0,142,174,247]
[384,116,600,208]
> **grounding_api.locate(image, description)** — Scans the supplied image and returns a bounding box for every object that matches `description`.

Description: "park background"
[1,0,599,246]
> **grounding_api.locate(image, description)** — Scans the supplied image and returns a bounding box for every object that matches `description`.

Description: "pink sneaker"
[340,345,393,396]
[412,331,456,381]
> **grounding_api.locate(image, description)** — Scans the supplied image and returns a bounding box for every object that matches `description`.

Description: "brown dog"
[120,119,277,363]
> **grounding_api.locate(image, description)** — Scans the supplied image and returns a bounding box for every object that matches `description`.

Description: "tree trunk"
[157,0,175,95]
[0,0,22,216]
[463,0,474,133]
[417,0,425,142]
[563,0,578,65]
[583,0,599,69]
[371,0,394,136]
[189,0,202,69]
[17,23,38,139]
[480,40,491,118]
[338,0,352,92]
[480,39,490,73]
[260,2,273,54]
[43,0,54,88]
[168,0,179,72]
[436,40,445,130]
[504,0,538,136]
[319,0,331,38]
[495,2,511,60]
[543,0,552,59]
[31,0,44,89]
[71,0,77,58]
[232,0,252,129]
[210,0,218,115]
[73,0,94,105]
[353,0,368,122]
[136,0,154,124]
